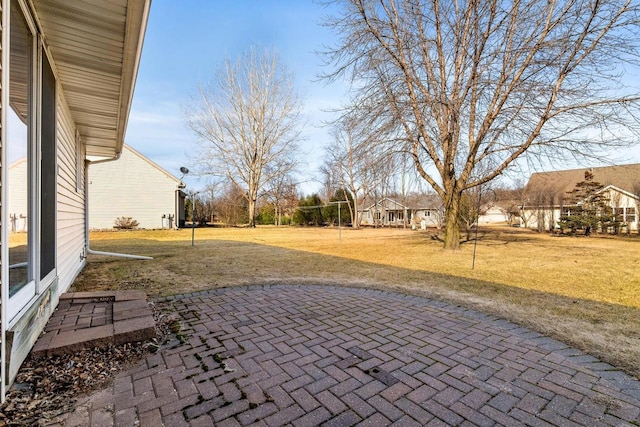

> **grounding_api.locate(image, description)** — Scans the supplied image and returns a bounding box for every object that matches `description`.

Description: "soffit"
[32,0,150,157]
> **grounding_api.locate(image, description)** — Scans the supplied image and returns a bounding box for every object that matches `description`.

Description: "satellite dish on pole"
[180,167,189,175]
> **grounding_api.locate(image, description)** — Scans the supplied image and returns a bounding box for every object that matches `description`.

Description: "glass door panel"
[8,0,35,318]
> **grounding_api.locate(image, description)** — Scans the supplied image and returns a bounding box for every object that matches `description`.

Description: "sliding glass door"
[6,0,57,321]
[7,0,35,320]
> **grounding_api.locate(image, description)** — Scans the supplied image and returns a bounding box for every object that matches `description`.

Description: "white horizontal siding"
[89,146,181,229]
[56,90,86,293]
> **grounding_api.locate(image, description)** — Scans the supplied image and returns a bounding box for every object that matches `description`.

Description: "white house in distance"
[7,159,28,232]
[360,198,409,227]
[358,196,444,228]
[1,0,150,400]
[89,144,185,230]
[521,164,640,232]
[477,204,509,225]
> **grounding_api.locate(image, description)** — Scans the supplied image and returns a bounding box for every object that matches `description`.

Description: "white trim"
[1,0,9,402]
[123,144,184,185]
[6,284,36,326]
[34,26,42,293]
[5,0,38,323]
[597,184,640,201]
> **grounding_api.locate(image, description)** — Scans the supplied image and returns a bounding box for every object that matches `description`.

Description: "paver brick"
[366,395,404,422]
[316,390,348,415]
[395,397,435,424]
[433,386,464,406]
[138,408,162,427]
[356,413,390,426]
[321,409,361,427]
[49,286,640,427]
[291,388,321,412]
[329,377,363,397]
[237,402,279,426]
[341,392,376,419]
[212,400,251,422]
[184,397,225,420]
[283,374,314,392]
[293,406,332,427]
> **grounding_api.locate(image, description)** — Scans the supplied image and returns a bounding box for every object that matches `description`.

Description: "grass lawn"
[73,226,640,378]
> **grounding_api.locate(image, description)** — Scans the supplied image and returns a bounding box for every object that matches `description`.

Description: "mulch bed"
[0,302,177,427]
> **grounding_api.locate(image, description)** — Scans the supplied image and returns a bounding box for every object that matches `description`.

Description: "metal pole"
[472,189,482,270]
[338,202,341,242]
[191,192,195,246]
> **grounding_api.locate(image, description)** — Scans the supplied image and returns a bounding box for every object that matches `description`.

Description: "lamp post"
[179,166,197,245]
[179,167,189,229]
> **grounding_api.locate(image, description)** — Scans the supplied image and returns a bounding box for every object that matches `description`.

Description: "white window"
[626,207,635,223]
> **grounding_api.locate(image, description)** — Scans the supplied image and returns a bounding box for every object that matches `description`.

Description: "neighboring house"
[89,145,185,230]
[477,201,521,226]
[360,198,410,227]
[358,196,445,228]
[1,0,150,401]
[477,204,509,225]
[411,195,445,229]
[7,159,28,232]
[521,164,640,232]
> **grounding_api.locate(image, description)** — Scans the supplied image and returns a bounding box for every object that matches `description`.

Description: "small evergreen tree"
[323,189,353,226]
[558,171,613,235]
[293,194,324,226]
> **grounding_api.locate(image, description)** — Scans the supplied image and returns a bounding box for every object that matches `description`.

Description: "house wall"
[55,91,86,291]
[88,146,180,229]
[522,207,558,231]
[414,209,441,228]
[523,189,639,232]
[359,198,411,227]
[606,189,638,232]
[478,207,508,225]
[7,159,28,232]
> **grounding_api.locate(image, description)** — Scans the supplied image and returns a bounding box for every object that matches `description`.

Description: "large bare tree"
[322,0,640,249]
[323,119,383,228]
[187,48,303,227]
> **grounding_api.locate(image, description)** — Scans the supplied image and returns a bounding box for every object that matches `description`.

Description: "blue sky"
[126,1,640,195]
[126,0,347,193]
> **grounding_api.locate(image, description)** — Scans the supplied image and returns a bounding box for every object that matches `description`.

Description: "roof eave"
[33,0,151,158]
[115,0,151,157]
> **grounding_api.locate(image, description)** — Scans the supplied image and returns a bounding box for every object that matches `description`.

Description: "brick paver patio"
[60,285,640,426]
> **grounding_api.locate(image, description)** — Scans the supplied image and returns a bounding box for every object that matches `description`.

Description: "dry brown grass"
[73,226,640,378]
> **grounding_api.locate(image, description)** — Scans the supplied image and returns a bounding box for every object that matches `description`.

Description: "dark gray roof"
[525,163,640,203]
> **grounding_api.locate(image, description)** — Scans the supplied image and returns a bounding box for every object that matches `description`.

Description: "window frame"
[5,0,58,324]
[6,0,38,323]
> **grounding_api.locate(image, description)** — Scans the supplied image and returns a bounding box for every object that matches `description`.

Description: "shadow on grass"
[74,237,640,379]
[415,227,544,246]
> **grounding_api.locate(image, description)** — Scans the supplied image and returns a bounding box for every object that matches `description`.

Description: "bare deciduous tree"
[187,48,303,227]
[263,166,299,226]
[322,0,640,249]
[323,120,381,228]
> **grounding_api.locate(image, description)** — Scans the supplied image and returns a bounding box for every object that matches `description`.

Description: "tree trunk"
[443,192,462,250]
[248,198,256,227]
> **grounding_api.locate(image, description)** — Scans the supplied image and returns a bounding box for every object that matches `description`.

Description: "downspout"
[84,153,152,260]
